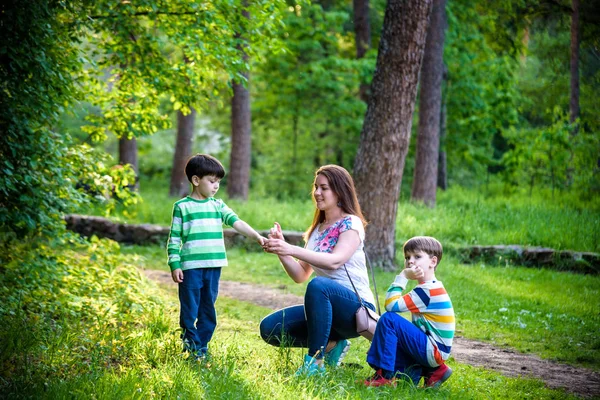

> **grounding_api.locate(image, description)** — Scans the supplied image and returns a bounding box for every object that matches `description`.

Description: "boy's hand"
[256,235,268,247]
[403,266,424,281]
[171,268,184,283]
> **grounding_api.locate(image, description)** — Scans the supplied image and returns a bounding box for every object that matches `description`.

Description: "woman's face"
[313,174,339,211]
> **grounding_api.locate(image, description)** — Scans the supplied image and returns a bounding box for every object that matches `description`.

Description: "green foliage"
[503,109,600,197]
[0,1,136,239]
[0,235,171,395]
[79,0,286,141]
[205,1,373,197]
[442,1,522,186]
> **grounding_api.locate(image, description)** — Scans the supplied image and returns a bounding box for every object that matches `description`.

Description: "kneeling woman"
[261,164,376,375]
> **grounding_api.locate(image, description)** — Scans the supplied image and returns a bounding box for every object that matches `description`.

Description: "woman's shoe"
[295,354,326,377]
[325,339,350,367]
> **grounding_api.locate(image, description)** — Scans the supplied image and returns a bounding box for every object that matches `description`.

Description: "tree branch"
[88,10,204,20]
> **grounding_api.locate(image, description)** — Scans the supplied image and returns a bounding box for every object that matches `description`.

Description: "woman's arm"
[266,223,313,283]
[277,255,313,283]
[266,228,361,271]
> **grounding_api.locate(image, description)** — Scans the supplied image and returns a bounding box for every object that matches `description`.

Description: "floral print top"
[312,216,354,253]
[305,215,375,306]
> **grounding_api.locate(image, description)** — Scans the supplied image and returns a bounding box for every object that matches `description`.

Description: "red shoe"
[363,369,397,387]
[423,364,452,388]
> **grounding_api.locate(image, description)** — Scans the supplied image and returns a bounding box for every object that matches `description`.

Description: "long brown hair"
[303,165,367,241]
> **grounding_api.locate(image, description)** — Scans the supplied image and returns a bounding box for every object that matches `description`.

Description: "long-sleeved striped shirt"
[385,275,455,366]
[167,197,239,271]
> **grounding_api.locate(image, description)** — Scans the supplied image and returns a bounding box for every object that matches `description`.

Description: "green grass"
[2,238,587,399]
[40,179,597,398]
[21,293,581,400]
[125,245,600,371]
[88,177,600,253]
[396,185,600,253]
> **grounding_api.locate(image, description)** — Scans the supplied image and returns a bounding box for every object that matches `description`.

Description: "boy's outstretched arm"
[232,220,267,246]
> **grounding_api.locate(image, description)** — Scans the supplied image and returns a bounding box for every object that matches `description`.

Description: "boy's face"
[404,250,437,271]
[192,175,220,199]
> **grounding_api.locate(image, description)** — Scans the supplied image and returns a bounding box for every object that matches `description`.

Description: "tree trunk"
[169,108,196,197]
[228,7,251,200]
[566,0,580,185]
[570,0,580,127]
[411,0,447,207]
[353,0,433,271]
[119,136,138,190]
[353,0,371,102]
[437,94,448,190]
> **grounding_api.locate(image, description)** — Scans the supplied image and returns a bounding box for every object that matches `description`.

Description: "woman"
[261,164,376,375]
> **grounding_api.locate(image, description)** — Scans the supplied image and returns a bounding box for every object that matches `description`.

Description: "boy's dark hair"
[185,154,225,182]
[403,236,443,264]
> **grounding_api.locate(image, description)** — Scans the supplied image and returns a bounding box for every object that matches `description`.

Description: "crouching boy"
[363,236,455,388]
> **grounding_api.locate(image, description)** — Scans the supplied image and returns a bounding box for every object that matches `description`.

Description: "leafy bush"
[0,235,172,396]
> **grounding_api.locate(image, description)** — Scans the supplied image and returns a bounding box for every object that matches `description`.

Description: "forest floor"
[144,269,600,398]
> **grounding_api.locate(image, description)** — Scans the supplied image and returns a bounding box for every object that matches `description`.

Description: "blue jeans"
[259,276,375,359]
[178,267,221,354]
[366,311,430,384]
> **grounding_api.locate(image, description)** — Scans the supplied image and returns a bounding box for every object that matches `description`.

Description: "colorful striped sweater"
[167,197,239,271]
[385,275,455,366]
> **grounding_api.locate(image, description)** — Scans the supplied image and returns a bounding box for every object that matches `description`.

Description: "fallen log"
[64,214,304,247]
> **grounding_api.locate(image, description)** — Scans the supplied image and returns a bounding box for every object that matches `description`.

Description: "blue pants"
[178,267,221,354]
[366,311,431,384]
[259,276,375,359]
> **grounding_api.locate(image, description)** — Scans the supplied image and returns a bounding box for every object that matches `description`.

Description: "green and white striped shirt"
[167,197,239,271]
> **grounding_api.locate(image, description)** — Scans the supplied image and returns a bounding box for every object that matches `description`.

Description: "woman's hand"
[268,222,285,240]
[264,238,295,257]
[264,221,313,283]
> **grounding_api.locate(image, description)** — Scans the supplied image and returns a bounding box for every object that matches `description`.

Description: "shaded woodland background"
[1,0,599,268]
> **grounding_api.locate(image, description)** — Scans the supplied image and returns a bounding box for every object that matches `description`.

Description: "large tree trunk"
[353,0,371,101]
[569,0,580,127]
[437,88,448,190]
[119,136,138,190]
[567,0,580,185]
[228,7,251,200]
[411,0,447,207]
[169,108,196,197]
[353,0,433,270]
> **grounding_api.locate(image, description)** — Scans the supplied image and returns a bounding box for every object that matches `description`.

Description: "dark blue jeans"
[178,267,221,354]
[366,311,430,384]
[259,276,375,359]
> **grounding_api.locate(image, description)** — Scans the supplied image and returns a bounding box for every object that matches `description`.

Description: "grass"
[29,290,581,400]
[88,177,600,253]
[2,238,589,399]
[124,244,600,371]
[20,179,594,398]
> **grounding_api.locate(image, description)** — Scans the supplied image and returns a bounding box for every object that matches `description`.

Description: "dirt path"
[144,269,600,398]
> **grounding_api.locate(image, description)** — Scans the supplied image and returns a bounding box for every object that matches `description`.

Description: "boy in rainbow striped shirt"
[364,236,455,388]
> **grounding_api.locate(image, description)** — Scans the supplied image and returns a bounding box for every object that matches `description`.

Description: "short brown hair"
[185,154,225,183]
[403,236,443,264]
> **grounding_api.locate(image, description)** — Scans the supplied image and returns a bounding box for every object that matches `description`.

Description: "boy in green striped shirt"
[167,154,266,359]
